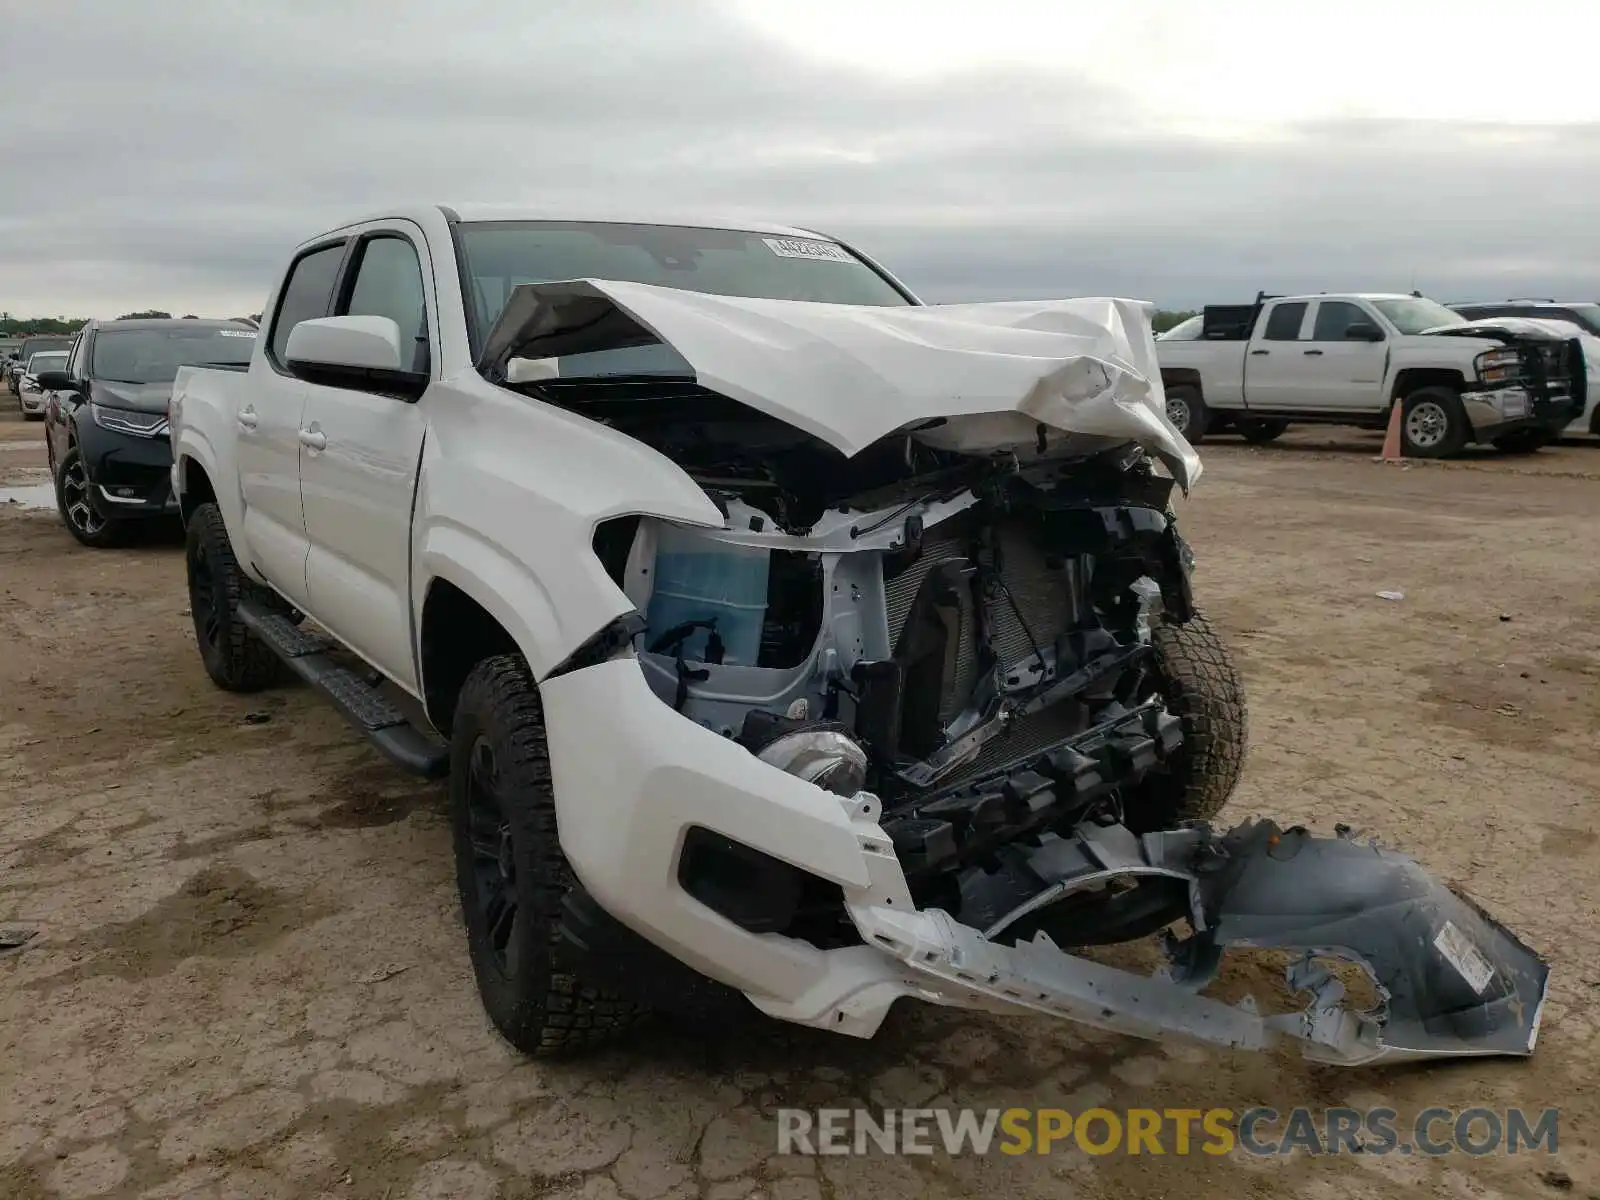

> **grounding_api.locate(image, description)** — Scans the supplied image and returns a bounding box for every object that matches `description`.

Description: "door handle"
[1250,349,1269,356]
[298,428,326,450]
[1303,349,1324,356]
[237,407,259,430]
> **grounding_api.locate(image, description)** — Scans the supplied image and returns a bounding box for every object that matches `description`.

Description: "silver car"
[17,350,68,419]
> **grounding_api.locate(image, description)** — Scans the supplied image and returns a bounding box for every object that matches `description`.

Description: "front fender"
[414,522,583,681]
[412,383,729,679]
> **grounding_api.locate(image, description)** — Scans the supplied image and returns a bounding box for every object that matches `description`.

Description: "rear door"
[238,239,349,606]
[1297,299,1389,411]
[1240,300,1311,409]
[298,222,436,693]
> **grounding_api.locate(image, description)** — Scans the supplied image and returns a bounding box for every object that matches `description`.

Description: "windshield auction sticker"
[763,237,855,264]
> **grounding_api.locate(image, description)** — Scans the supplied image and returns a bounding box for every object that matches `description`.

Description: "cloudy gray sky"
[4,0,1598,317]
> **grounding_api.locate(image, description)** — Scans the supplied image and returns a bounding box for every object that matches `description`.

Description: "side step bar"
[237,599,450,779]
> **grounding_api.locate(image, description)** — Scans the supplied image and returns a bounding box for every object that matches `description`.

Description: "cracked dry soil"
[3,414,1600,1200]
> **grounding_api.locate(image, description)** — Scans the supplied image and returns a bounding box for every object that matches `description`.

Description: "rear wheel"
[1163,385,1209,444]
[1399,387,1469,458]
[449,654,645,1056]
[1237,418,1288,444]
[1123,609,1248,832]
[185,502,283,691]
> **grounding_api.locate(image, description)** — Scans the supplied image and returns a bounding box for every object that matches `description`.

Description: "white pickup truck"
[166,206,1547,1069]
[1156,291,1583,455]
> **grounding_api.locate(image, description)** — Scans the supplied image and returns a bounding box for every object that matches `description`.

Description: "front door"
[236,240,349,607]
[298,224,436,693]
[1298,300,1389,411]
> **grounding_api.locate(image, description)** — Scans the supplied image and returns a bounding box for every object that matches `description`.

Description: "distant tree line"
[1,311,263,334]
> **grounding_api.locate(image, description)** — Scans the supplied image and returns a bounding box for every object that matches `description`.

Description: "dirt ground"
[2,408,1599,1200]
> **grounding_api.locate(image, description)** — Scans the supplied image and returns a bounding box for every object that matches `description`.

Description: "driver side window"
[341,235,431,376]
[1311,301,1375,341]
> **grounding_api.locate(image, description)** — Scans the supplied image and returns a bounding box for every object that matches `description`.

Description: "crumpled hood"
[89,378,175,414]
[481,279,1203,491]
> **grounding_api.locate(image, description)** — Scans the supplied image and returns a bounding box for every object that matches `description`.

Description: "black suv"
[37,318,258,547]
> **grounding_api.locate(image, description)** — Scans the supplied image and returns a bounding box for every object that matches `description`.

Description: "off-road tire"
[449,654,646,1056]
[1399,386,1469,458]
[1164,384,1209,444]
[1237,418,1288,444]
[1124,609,1248,832]
[185,502,283,691]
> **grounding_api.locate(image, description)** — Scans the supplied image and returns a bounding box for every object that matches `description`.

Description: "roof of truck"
[322,204,836,242]
[1269,293,1421,303]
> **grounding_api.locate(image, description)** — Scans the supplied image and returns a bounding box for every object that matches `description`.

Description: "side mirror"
[1345,323,1384,342]
[34,369,71,391]
[284,316,427,397]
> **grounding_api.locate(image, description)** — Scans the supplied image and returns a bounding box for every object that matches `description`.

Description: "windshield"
[1371,297,1465,335]
[21,338,71,358]
[26,352,67,373]
[91,326,257,384]
[457,220,912,367]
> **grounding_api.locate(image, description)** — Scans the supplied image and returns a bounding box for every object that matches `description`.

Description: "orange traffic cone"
[1381,401,1404,461]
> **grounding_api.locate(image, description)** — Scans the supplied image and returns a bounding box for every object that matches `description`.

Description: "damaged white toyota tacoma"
[168,205,1548,1067]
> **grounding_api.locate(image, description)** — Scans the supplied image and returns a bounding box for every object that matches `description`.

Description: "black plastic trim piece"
[544,612,647,680]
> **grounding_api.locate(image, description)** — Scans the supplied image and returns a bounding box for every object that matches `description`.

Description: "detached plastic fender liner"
[1196,821,1549,1060]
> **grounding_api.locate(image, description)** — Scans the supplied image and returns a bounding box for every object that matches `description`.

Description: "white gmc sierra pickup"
[1156,291,1584,455]
[167,206,1546,1068]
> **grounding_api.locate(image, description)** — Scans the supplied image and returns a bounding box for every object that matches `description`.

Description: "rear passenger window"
[269,243,347,367]
[343,236,430,375]
[1263,303,1307,341]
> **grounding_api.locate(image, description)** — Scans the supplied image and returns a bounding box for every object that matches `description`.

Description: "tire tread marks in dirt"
[449,653,646,1056]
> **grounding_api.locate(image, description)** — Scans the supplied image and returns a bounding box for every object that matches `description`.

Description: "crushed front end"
[536,428,1547,1066]
[498,281,1547,1066]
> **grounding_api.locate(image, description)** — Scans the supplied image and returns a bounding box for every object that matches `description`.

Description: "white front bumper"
[537,657,1281,1048]
[18,391,44,412]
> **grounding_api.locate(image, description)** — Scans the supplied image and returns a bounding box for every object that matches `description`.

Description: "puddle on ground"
[0,483,54,509]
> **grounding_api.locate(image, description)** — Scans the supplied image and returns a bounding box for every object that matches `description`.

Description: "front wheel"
[1399,387,1469,458]
[449,654,646,1056]
[1122,609,1248,832]
[54,446,123,548]
[185,502,283,691]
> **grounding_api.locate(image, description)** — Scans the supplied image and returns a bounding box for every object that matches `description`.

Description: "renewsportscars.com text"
[776,1106,1559,1157]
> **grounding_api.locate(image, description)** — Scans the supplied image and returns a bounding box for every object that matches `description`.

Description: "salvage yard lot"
[2,411,1599,1200]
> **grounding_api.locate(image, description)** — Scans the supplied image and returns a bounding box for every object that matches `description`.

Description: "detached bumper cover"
[542,658,1548,1065]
